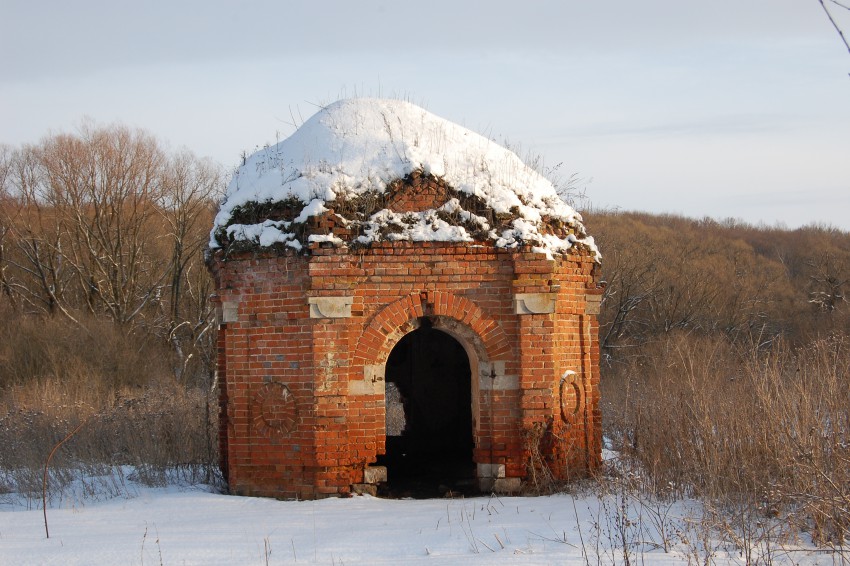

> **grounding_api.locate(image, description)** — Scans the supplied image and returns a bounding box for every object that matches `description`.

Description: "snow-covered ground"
[0,474,831,565]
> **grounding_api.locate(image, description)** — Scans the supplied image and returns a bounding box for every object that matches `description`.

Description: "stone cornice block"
[585,293,602,315]
[514,292,557,315]
[308,296,354,318]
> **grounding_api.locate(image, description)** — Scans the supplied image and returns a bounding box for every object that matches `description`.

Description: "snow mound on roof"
[210,98,597,260]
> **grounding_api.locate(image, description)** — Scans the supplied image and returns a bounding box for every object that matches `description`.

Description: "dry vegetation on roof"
[212,169,588,254]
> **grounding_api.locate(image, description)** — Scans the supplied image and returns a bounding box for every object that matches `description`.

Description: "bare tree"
[2,145,80,320]
[808,251,848,312]
[1,124,222,383]
[158,150,222,382]
[0,145,12,302]
[34,124,170,326]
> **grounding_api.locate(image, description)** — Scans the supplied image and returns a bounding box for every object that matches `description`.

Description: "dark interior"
[376,319,477,498]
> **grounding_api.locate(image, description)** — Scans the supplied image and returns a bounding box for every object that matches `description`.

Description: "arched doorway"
[377,318,476,497]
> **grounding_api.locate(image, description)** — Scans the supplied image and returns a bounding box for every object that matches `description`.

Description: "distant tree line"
[589,211,850,357]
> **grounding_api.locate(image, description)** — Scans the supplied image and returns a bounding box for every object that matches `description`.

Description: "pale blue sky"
[2,0,849,229]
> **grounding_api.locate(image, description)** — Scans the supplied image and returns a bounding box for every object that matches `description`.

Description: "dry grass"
[0,309,219,502]
[602,332,850,544]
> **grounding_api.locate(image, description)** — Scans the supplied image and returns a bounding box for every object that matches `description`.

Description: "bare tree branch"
[818,0,850,57]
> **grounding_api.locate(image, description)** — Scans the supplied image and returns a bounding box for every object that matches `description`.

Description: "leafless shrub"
[523,421,559,495]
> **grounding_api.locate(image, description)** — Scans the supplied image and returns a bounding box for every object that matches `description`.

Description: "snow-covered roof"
[209,98,598,260]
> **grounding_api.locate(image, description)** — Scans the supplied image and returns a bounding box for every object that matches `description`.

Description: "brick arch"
[353,291,512,366]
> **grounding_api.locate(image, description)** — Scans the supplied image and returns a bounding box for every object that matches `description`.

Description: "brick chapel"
[207,99,603,499]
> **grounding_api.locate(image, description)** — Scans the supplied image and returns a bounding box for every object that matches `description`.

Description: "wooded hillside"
[589,211,849,351]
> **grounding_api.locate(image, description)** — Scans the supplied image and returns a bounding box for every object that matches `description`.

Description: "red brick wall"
[210,241,601,499]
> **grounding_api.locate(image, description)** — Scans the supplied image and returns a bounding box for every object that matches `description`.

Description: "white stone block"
[363,466,387,484]
[308,296,354,318]
[514,293,557,315]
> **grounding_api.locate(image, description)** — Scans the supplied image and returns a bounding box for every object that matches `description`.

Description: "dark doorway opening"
[377,319,476,498]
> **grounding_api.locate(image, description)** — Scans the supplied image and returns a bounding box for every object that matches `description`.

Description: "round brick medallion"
[559,372,582,422]
[253,382,299,437]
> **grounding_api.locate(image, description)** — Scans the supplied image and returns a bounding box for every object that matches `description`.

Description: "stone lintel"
[514,292,557,315]
[308,296,354,319]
